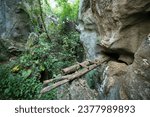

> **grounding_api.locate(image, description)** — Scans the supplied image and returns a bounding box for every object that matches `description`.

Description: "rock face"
[0,0,30,41]
[78,0,150,99]
[92,0,150,55]
[0,0,31,61]
[57,79,97,100]
[78,0,99,60]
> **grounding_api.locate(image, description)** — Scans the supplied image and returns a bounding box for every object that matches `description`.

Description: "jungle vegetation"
[0,0,84,100]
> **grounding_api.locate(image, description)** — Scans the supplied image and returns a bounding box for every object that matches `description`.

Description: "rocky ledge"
[77,0,150,100]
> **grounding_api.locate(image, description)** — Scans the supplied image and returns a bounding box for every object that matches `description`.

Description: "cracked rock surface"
[67,0,150,100]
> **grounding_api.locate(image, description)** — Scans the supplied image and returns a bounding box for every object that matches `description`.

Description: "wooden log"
[41,79,69,94]
[43,56,110,85]
[43,58,104,85]
[41,56,110,94]
[43,75,66,85]
[62,60,90,74]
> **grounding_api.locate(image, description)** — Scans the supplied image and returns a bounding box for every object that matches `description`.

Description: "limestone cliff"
[0,0,30,60]
[78,0,150,99]
[0,0,30,41]
[0,0,150,100]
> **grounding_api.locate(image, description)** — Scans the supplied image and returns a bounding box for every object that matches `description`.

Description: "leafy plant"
[55,0,79,22]
[0,63,57,100]
[0,65,40,99]
[85,69,99,89]
[0,0,84,100]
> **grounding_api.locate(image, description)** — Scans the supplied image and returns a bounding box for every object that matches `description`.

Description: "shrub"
[0,65,40,99]
[0,0,83,100]
[85,69,99,89]
[0,64,57,100]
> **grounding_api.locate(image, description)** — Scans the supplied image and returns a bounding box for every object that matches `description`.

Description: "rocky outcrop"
[0,0,30,41]
[57,79,97,100]
[123,38,150,99]
[77,0,150,99]
[0,0,31,61]
[78,0,99,60]
[92,0,150,56]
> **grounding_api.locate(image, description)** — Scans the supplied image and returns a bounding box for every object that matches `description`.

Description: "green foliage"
[0,54,8,62]
[0,63,57,100]
[52,31,84,67]
[0,41,9,62]
[39,89,56,100]
[17,37,54,88]
[0,34,57,99]
[0,0,84,100]
[0,30,82,99]
[55,0,79,22]
[85,69,99,89]
[0,65,42,99]
[20,0,79,34]
[20,0,52,33]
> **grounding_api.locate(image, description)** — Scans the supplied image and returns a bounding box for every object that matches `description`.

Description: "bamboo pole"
[62,60,90,74]
[41,56,110,94]
[44,57,104,85]
[43,75,67,85]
